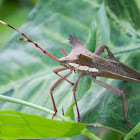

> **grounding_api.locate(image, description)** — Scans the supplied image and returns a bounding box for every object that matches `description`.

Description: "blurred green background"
[0,0,38,46]
[0,0,140,139]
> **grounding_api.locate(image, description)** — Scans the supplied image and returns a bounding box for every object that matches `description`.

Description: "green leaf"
[124,123,140,140]
[64,102,75,120]
[100,129,125,140]
[0,110,87,139]
[86,2,110,52]
[0,94,68,121]
[1,0,140,139]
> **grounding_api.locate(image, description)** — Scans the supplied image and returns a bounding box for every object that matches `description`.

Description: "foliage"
[0,110,87,139]
[1,0,140,139]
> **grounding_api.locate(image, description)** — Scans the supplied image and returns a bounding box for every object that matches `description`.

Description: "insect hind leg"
[94,45,116,60]
[92,77,133,129]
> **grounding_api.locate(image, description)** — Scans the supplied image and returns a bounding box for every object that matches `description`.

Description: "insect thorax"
[59,60,98,77]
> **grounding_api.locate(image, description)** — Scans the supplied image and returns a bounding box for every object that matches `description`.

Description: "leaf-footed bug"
[1,20,140,129]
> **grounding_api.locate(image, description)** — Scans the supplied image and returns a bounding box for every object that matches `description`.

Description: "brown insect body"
[1,20,138,129]
[60,35,140,83]
[97,57,140,83]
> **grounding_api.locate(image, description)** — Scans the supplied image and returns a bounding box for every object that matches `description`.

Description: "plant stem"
[82,128,101,140]
[0,95,68,121]
[124,123,140,140]
[0,95,100,140]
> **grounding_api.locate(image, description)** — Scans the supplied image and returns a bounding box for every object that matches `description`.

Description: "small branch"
[0,95,100,140]
[124,123,140,140]
[0,95,69,121]
[82,128,101,140]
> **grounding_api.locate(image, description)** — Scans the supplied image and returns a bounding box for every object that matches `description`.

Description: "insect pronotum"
[1,20,140,129]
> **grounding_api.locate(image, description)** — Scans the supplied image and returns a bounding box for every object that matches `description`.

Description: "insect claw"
[52,109,57,119]
[71,82,74,86]
[77,119,80,123]
[62,108,64,116]
[125,121,133,129]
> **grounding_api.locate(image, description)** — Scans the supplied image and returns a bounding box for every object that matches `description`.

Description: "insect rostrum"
[1,20,140,129]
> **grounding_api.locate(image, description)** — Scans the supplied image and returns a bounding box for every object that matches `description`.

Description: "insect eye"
[63,60,67,63]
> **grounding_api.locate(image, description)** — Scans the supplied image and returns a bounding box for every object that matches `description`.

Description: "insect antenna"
[0,20,59,62]
[17,38,29,42]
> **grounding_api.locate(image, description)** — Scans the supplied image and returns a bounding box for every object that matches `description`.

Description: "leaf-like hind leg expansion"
[92,78,133,129]
[94,45,116,60]
[53,67,74,85]
[73,75,83,123]
[50,70,72,119]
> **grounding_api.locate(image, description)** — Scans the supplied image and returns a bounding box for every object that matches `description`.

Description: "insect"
[1,20,140,130]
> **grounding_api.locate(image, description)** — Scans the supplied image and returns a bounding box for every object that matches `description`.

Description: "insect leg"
[60,47,68,56]
[92,78,132,129]
[62,108,64,116]
[50,70,72,119]
[53,67,74,85]
[73,75,83,123]
[94,45,116,60]
[0,20,59,62]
